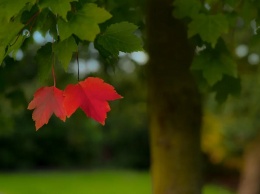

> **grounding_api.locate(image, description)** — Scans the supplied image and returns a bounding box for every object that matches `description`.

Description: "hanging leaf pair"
[28,77,122,130]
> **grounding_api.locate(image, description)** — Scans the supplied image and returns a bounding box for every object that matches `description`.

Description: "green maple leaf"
[53,36,77,70]
[191,50,237,86]
[212,75,241,103]
[0,0,35,21]
[173,0,201,19]
[0,18,24,64]
[34,9,57,37]
[96,22,143,56]
[57,19,71,41]
[39,0,76,20]
[0,46,6,65]
[224,0,237,7]
[94,40,118,66]
[9,36,26,60]
[35,43,53,81]
[239,1,258,24]
[58,3,111,41]
[188,14,229,47]
[0,2,34,64]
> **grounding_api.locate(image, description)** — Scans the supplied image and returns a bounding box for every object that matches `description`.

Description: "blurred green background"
[2,2,260,193]
[0,45,243,194]
[0,45,241,193]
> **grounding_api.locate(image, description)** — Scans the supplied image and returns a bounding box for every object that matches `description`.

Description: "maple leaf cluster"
[28,77,122,130]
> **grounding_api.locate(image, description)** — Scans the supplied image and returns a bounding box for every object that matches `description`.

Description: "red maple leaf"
[63,77,122,125]
[28,86,67,130]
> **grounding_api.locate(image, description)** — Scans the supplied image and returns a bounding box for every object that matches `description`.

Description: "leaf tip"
[35,122,44,131]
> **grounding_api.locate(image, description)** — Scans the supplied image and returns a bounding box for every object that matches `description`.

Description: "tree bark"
[238,135,260,194]
[146,0,203,194]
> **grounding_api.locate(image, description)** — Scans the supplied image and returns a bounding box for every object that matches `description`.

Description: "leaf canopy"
[173,0,201,19]
[39,0,76,20]
[191,51,237,86]
[58,3,112,41]
[188,14,229,47]
[97,22,143,56]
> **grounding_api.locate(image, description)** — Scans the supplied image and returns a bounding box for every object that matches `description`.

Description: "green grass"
[0,170,234,194]
[0,170,151,194]
[203,184,234,194]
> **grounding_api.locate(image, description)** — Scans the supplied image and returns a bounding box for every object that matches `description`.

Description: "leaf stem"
[9,34,21,46]
[25,10,40,27]
[52,38,56,87]
[52,53,56,87]
[76,50,79,82]
[9,10,40,55]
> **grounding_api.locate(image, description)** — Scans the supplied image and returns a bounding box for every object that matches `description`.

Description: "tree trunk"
[238,135,260,194]
[146,0,203,194]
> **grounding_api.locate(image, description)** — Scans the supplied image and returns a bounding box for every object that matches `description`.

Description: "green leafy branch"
[0,0,143,81]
